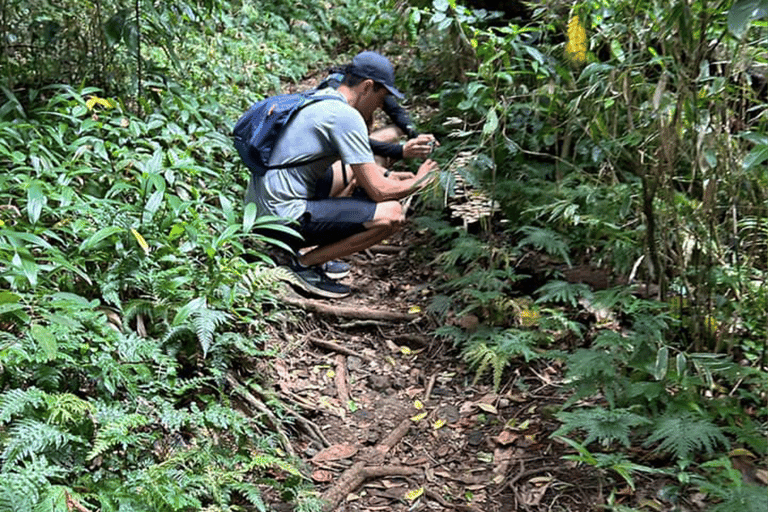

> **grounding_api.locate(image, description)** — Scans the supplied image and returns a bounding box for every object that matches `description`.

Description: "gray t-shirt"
[244,89,374,219]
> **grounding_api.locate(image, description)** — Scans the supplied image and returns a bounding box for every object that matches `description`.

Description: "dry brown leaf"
[495,430,519,446]
[312,469,334,482]
[310,443,358,464]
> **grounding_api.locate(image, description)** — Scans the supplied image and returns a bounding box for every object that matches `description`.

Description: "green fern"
[87,412,152,461]
[644,413,729,461]
[0,387,46,424]
[710,483,768,512]
[463,327,541,390]
[0,457,65,512]
[553,406,652,448]
[192,306,229,359]
[247,453,301,477]
[515,226,572,266]
[43,393,94,426]
[535,279,593,307]
[2,418,81,467]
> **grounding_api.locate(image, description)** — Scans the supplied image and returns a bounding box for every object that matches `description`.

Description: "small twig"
[424,373,438,402]
[368,244,408,254]
[65,490,90,512]
[337,319,392,329]
[309,337,373,361]
[335,354,350,407]
[424,487,483,512]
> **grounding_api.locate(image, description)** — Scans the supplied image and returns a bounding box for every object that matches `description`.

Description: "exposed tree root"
[321,418,412,511]
[281,292,418,322]
[225,373,296,457]
[309,337,373,361]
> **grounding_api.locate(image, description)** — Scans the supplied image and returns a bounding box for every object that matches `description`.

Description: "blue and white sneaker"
[287,259,350,299]
[321,260,351,280]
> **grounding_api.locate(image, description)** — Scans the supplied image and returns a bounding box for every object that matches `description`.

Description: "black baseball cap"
[349,51,404,99]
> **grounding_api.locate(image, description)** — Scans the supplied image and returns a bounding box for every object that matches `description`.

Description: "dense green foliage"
[414,1,768,509]
[1,0,767,511]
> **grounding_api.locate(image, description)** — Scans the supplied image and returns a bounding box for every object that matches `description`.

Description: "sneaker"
[287,261,351,299]
[321,260,351,280]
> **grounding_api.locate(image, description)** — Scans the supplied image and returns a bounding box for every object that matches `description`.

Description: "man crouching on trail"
[243,51,438,299]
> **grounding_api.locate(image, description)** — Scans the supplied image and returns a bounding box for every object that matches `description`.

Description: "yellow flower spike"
[565,15,587,64]
[130,228,150,255]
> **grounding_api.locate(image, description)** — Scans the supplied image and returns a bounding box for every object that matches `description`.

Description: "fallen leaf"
[495,430,518,446]
[433,418,446,429]
[311,443,358,464]
[411,412,428,422]
[404,487,424,501]
[312,469,334,482]
[477,402,498,415]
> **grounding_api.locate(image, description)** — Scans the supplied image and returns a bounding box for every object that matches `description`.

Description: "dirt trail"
[249,227,631,512]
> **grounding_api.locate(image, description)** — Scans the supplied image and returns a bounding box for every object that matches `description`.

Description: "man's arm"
[350,160,438,203]
[382,96,418,139]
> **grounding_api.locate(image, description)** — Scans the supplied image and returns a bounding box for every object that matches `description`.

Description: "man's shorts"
[297,197,376,249]
[256,196,376,252]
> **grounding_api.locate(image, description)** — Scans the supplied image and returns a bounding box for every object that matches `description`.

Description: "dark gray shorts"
[297,197,376,249]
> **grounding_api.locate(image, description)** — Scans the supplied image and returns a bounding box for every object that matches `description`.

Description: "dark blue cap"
[350,51,404,99]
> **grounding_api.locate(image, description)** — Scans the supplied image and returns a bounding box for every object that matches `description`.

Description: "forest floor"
[237,71,709,512]
[243,225,686,512]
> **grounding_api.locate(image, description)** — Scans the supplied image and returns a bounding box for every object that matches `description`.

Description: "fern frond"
[192,306,230,359]
[710,483,768,512]
[0,457,65,512]
[44,393,94,426]
[247,453,300,477]
[553,406,652,447]
[2,418,80,467]
[87,413,151,461]
[230,482,267,512]
[241,265,296,292]
[516,226,572,266]
[0,387,46,424]
[644,413,728,461]
[535,279,592,307]
[463,328,540,391]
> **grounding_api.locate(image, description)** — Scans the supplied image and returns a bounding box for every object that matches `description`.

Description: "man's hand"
[413,159,439,190]
[402,134,439,159]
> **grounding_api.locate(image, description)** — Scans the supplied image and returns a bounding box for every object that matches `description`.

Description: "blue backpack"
[232,91,344,177]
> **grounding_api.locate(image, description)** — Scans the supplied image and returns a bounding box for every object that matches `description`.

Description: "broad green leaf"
[742,144,768,170]
[79,226,123,252]
[143,189,165,220]
[12,251,38,287]
[728,0,768,37]
[30,323,57,360]
[482,108,499,137]
[243,203,258,233]
[27,181,47,224]
[654,347,669,381]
